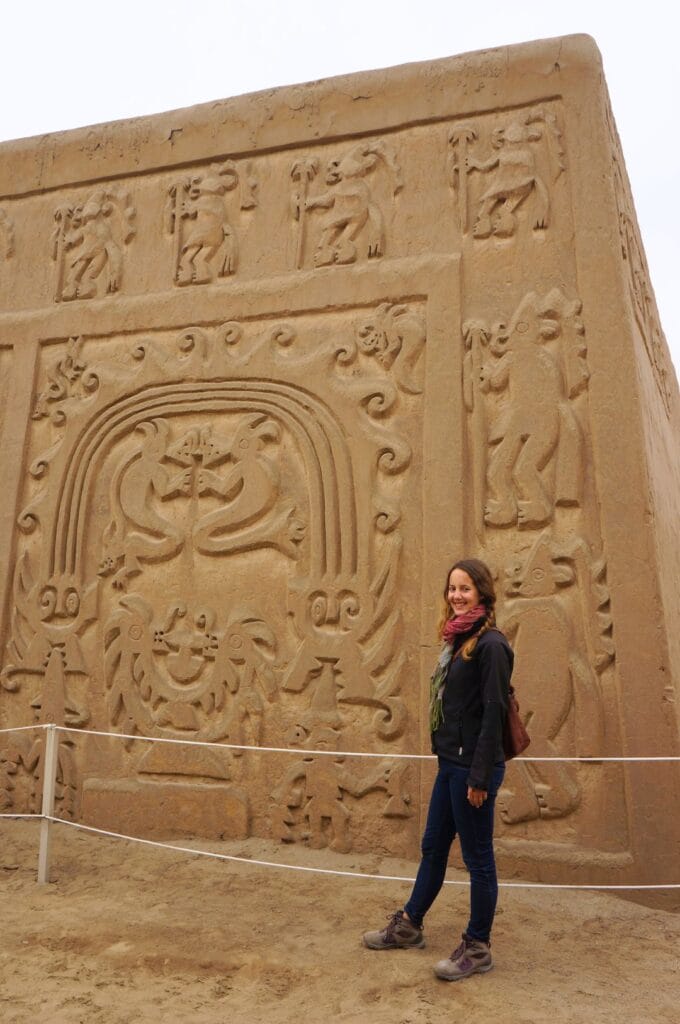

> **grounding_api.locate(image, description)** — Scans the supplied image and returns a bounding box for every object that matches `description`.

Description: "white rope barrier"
[1,718,678,889]
[45,724,680,762]
[43,816,680,890]
[0,724,46,735]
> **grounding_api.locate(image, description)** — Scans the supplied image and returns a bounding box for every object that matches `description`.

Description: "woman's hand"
[467,786,487,808]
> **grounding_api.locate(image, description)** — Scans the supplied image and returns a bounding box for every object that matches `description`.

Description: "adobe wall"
[1,34,678,884]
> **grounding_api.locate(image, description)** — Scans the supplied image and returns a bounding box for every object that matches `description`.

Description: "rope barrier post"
[37,725,58,884]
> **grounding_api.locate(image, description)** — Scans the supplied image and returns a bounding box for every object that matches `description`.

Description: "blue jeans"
[404,758,505,943]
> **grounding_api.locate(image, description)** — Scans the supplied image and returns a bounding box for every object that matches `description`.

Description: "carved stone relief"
[32,336,99,423]
[448,109,565,238]
[497,532,613,824]
[52,189,136,301]
[291,140,402,268]
[3,303,424,843]
[166,160,257,284]
[0,208,15,261]
[97,414,305,591]
[604,102,673,415]
[271,755,412,853]
[463,288,589,532]
[0,35,676,884]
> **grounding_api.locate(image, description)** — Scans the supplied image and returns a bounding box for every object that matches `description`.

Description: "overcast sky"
[1,1,678,380]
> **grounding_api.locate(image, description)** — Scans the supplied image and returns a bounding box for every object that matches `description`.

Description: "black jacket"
[431,627,513,790]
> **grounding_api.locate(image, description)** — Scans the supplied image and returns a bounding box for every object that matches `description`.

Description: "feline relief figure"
[498,533,608,823]
[466,289,588,529]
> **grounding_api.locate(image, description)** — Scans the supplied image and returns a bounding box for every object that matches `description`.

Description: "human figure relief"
[166,160,257,285]
[465,288,588,529]
[192,414,305,559]
[99,419,191,589]
[271,756,410,852]
[52,190,136,301]
[460,111,564,239]
[498,533,609,823]
[303,140,402,267]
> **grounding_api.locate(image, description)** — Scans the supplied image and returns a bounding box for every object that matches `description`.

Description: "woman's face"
[447,568,481,617]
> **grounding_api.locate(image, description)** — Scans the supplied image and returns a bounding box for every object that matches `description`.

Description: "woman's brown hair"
[437,557,497,658]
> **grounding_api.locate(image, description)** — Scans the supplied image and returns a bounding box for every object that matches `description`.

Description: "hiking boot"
[363,910,426,950]
[433,933,493,980]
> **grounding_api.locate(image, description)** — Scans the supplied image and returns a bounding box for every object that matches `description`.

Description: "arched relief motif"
[6,309,421,833]
[463,288,589,537]
[497,531,614,825]
[97,411,308,588]
[48,380,358,585]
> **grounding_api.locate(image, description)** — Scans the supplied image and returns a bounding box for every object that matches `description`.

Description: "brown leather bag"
[503,685,530,760]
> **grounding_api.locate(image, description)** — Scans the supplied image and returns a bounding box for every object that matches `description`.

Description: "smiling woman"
[363,557,514,982]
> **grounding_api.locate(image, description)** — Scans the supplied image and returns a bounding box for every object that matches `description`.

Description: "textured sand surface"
[1,819,678,1024]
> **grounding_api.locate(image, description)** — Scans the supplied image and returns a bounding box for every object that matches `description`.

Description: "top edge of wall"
[0,33,603,198]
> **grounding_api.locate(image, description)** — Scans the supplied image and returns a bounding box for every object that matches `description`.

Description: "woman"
[363,558,513,981]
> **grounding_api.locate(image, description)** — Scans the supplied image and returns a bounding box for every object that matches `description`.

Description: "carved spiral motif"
[39,587,58,619]
[271,324,296,348]
[377,440,412,475]
[360,384,397,419]
[334,337,358,366]
[177,328,209,356]
[375,507,401,534]
[17,509,39,534]
[218,321,243,348]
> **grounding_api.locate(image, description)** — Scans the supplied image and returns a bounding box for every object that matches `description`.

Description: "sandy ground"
[1,818,679,1024]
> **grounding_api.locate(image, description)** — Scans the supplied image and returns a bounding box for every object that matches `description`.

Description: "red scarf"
[442,605,486,644]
